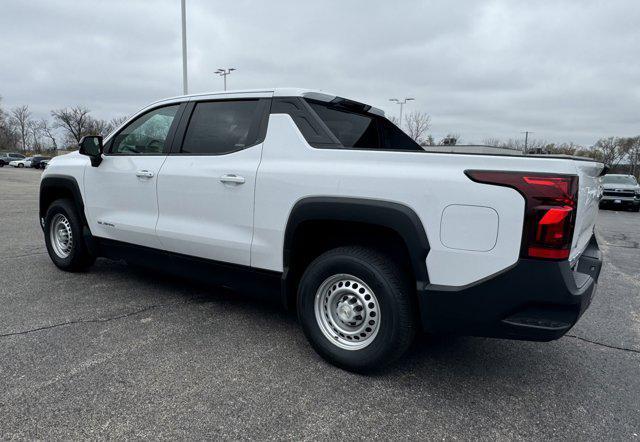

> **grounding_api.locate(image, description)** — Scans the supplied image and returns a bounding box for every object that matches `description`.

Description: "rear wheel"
[18,163,24,168]
[297,246,416,372]
[44,199,95,271]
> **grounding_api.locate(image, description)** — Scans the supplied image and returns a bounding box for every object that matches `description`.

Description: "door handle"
[220,174,245,184]
[136,170,154,178]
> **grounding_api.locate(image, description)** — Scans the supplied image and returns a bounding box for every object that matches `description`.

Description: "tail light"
[465,171,579,260]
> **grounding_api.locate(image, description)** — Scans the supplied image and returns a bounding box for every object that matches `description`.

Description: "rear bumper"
[420,235,602,341]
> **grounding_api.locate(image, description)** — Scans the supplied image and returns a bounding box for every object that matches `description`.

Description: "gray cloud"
[1,0,638,145]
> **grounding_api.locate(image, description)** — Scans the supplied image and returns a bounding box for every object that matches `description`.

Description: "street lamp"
[389,98,414,125]
[521,131,534,155]
[181,0,188,94]
[215,68,236,91]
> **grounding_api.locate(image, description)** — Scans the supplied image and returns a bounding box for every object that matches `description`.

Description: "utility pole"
[389,98,414,126]
[181,0,188,94]
[215,68,236,91]
[522,131,533,155]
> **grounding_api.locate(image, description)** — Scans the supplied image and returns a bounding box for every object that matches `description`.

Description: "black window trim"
[104,102,187,156]
[169,97,271,156]
[270,97,341,148]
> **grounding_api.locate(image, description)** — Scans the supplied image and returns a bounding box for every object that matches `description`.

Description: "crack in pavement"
[0,298,201,338]
[565,333,640,354]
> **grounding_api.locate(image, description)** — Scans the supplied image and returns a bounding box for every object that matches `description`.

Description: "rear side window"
[181,100,262,155]
[306,100,422,151]
[307,102,379,148]
[379,119,422,150]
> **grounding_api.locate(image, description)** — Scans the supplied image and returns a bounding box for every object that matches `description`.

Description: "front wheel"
[297,246,416,372]
[44,199,95,271]
[18,163,24,168]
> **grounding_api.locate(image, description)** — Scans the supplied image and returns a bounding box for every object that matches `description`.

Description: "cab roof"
[148,88,385,116]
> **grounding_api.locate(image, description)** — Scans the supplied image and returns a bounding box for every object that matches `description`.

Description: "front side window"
[181,100,262,155]
[110,105,180,154]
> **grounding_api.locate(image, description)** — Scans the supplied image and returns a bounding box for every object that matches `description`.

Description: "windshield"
[601,175,638,185]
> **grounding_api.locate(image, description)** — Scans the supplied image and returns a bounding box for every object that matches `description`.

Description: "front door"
[84,104,183,248]
[155,98,269,266]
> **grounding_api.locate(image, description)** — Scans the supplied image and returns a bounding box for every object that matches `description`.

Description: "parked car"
[599,174,640,211]
[0,152,26,166]
[39,88,604,372]
[30,156,52,169]
[9,157,32,168]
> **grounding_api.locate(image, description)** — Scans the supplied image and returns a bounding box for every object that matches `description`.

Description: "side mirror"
[79,135,103,167]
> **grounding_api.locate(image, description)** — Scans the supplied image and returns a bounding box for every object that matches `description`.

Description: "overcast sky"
[1,0,638,145]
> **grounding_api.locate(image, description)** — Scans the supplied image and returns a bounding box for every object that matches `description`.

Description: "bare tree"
[403,111,431,144]
[39,119,58,151]
[86,115,129,137]
[109,115,129,132]
[630,137,640,177]
[10,105,32,151]
[620,136,640,177]
[88,118,112,137]
[51,106,92,145]
[0,97,19,150]
[422,134,435,146]
[577,144,603,160]
[28,120,44,153]
[482,137,502,147]
[543,142,580,156]
[593,136,628,166]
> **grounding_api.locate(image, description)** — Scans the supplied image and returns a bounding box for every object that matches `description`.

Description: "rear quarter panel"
[253,115,586,287]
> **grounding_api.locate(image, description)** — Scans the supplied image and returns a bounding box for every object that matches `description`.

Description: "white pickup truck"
[40,88,603,372]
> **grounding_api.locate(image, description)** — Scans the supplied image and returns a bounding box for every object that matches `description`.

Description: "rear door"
[84,103,184,248]
[155,96,270,266]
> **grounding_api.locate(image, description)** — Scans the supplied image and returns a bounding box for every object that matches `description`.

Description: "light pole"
[389,98,414,125]
[522,131,533,155]
[215,68,236,91]
[181,0,188,94]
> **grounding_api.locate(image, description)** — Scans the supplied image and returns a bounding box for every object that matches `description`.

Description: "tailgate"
[571,160,604,263]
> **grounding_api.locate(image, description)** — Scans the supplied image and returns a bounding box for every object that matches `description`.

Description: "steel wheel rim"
[50,213,73,259]
[314,274,380,350]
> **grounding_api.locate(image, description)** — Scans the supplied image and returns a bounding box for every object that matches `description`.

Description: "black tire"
[44,199,95,271]
[18,163,24,168]
[297,246,416,372]
[632,206,640,213]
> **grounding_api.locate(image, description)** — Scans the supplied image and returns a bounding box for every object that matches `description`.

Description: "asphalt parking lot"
[1,166,639,439]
